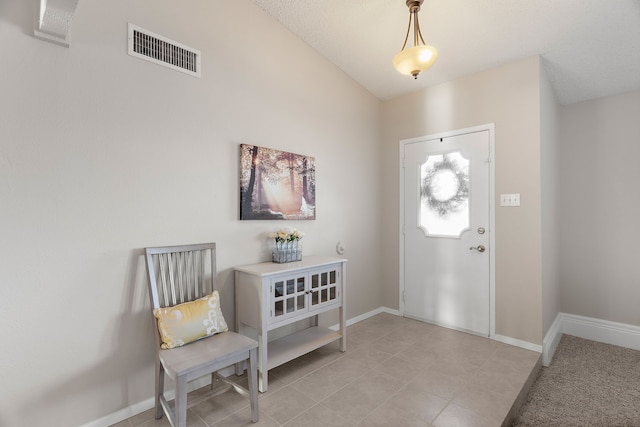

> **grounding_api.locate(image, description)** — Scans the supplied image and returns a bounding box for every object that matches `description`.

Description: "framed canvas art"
[240,144,316,220]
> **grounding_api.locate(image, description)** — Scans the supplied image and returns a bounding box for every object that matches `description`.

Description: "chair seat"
[159,331,258,379]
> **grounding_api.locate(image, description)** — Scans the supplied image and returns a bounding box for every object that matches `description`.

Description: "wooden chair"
[144,242,259,427]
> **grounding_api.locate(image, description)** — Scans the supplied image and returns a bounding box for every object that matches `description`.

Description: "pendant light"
[393,0,438,79]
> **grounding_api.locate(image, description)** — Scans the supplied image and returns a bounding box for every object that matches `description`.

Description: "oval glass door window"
[419,151,470,237]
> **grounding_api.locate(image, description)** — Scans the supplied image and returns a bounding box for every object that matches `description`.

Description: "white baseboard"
[329,306,399,331]
[542,313,563,366]
[78,372,226,427]
[346,306,401,324]
[493,334,542,353]
[79,396,155,427]
[379,306,402,316]
[561,313,640,350]
[542,312,640,367]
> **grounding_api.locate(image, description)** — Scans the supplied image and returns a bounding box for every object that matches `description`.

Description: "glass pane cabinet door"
[271,274,306,319]
[310,268,339,308]
[270,267,340,323]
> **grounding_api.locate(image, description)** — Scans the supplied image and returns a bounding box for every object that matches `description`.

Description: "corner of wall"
[542,312,640,367]
[542,313,563,366]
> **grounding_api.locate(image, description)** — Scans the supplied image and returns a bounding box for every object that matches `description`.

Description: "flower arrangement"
[269,227,304,243]
[270,227,303,263]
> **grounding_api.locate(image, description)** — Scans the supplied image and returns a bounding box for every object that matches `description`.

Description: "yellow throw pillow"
[153,290,229,349]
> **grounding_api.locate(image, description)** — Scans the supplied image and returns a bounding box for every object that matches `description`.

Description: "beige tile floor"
[112,313,540,427]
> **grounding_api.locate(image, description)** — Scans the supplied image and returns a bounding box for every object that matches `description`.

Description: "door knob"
[469,245,486,253]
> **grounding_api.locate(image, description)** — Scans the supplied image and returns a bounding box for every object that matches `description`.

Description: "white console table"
[234,255,347,392]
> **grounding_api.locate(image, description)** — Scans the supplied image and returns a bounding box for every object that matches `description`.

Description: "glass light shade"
[393,45,438,77]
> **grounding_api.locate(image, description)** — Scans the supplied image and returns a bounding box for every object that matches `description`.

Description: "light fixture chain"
[414,12,426,45]
[413,10,419,46]
[400,13,412,51]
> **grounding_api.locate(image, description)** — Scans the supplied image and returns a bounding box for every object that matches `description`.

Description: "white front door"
[402,128,492,336]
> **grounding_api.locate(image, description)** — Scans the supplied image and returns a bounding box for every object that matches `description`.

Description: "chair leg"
[175,376,188,427]
[155,358,165,419]
[247,348,259,423]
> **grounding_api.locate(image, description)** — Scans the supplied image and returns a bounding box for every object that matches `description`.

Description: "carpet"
[513,334,640,427]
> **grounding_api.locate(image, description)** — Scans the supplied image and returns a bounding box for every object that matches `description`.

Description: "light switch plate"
[500,193,521,207]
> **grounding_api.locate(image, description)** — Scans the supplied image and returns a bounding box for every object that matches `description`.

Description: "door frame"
[399,123,496,338]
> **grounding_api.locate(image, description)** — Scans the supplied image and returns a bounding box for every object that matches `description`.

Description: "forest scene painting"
[240,144,316,220]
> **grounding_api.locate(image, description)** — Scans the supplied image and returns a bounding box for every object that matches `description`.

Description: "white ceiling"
[251,0,640,104]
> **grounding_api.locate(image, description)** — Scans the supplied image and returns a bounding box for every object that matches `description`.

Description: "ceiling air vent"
[128,23,201,77]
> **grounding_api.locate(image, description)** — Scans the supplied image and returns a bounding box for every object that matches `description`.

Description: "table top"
[234,255,347,276]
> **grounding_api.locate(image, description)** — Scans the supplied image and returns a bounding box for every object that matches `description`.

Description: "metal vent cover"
[128,23,201,77]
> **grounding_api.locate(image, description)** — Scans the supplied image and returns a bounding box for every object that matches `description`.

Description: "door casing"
[399,123,496,338]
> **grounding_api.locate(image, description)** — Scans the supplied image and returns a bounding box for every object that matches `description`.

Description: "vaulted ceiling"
[250,0,640,104]
[36,1,640,105]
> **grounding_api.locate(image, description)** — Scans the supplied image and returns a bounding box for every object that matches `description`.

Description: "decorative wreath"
[421,154,469,217]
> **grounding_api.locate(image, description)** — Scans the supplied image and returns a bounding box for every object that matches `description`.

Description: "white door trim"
[399,123,496,338]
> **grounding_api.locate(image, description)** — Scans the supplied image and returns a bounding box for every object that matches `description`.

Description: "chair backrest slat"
[145,243,217,311]
[167,252,179,306]
[184,251,192,301]
[176,252,185,304]
[198,249,206,298]
[157,253,169,307]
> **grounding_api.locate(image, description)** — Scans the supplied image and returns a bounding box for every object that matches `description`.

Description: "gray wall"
[558,90,640,327]
[0,1,382,426]
[381,57,544,346]
[540,62,561,337]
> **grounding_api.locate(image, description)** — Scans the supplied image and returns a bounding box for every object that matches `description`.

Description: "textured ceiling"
[251,0,640,104]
